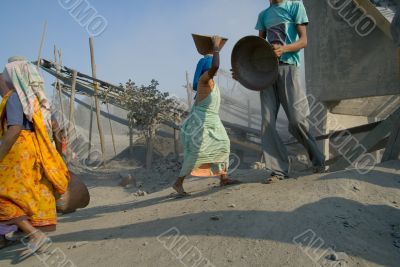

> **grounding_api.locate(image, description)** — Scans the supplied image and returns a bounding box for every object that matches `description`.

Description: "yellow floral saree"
[0,91,69,227]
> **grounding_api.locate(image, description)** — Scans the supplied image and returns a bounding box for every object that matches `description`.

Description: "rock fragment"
[119,174,137,188]
[68,241,89,249]
[134,190,148,197]
[210,215,222,221]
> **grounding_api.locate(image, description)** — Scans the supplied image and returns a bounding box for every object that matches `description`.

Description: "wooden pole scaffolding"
[67,70,78,162]
[52,45,58,103]
[37,21,47,68]
[55,47,66,130]
[51,46,57,104]
[87,96,95,160]
[89,37,106,165]
[105,92,117,156]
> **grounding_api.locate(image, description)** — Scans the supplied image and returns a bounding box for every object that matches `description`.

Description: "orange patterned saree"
[0,92,69,227]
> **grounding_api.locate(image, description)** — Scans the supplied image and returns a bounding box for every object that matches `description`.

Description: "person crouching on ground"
[0,57,69,260]
[173,36,241,197]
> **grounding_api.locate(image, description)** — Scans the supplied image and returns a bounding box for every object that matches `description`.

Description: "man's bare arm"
[274,24,308,57]
[285,24,308,51]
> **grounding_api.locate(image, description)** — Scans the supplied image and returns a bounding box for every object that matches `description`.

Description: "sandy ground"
[0,160,400,267]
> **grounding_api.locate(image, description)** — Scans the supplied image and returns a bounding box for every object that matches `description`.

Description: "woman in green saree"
[173,36,240,197]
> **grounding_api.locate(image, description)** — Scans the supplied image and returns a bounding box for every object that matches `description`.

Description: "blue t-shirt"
[255,0,309,66]
[6,91,34,131]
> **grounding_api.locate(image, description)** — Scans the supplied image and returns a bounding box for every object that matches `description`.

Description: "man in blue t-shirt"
[255,0,325,183]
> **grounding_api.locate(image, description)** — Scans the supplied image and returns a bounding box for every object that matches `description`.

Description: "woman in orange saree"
[0,58,69,260]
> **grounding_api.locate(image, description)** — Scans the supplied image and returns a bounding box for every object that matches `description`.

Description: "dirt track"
[1,161,400,267]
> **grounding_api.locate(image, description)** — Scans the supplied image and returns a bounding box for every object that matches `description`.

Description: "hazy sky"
[0,0,270,98]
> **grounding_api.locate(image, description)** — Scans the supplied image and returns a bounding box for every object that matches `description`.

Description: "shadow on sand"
[51,198,400,266]
[319,161,400,189]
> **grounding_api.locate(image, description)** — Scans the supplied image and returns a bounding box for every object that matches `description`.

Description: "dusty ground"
[0,160,400,267]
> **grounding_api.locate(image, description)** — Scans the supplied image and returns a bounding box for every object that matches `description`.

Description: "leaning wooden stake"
[55,47,66,130]
[51,45,57,104]
[67,70,78,162]
[53,45,59,104]
[87,96,95,161]
[106,96,117,156]
[89,37,106,165]
[37,21,47,68]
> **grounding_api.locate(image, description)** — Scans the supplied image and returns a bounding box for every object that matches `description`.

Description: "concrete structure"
[304,0,399,163]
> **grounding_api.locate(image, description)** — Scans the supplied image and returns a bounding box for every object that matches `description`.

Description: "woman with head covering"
[0,57,69,260]
[173,36,240,197]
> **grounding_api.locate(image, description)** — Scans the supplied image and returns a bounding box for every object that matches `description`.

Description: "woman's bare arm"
[207,36,222,78]
[52,118,63,155]
[0,125,22,161]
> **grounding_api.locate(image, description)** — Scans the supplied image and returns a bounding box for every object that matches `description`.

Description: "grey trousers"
[260,64,325,177]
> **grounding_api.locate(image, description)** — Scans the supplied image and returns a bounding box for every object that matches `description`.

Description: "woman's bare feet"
[172,183,185,194]
[19,230,50,262]
[13,219,51,261]
[172,177,190,198]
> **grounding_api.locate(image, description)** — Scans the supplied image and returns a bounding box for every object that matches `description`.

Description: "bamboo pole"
[51,46,57,104]
[68,71,78,129]
[87,96,95,160]
[57,48,66,130]
[52,45,58,104]
[106,98,117,156]
[37,21,48,68]
[89,37,106,165]
[67,70,78,162]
